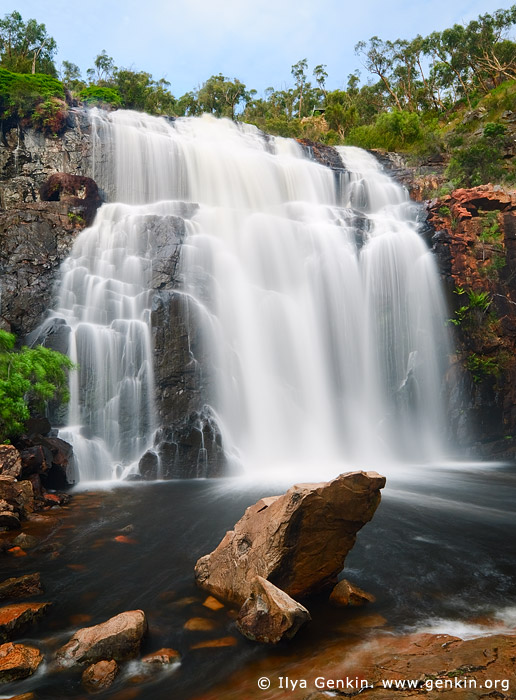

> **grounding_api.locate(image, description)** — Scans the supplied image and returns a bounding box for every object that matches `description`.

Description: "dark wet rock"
[236,576,311,643]
[40,172,101,226]
[0,574,43,601]
[0,642,43,683]
[296,139,344,170]
[12,533,39,550]
[19,445,51,479]
[82,659,119,694]
[55,610,147,668]
[195,471,385,605]
[0,602,50,641]
[329,579,376,607]
[0,510,20,531]
[0,446,22,479]
[138,451,159,480]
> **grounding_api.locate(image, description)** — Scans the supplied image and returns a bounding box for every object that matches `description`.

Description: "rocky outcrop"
[199,628,516,699]
[236,576,311,643]
[146,211,225,477]
[55,610,147,668]
[0,446,21,479]
[195,471,385,605]
[428,185,516,458]
[0,642,43,684]
[0,111,97,337]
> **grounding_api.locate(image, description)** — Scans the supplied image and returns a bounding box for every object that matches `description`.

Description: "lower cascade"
[44,110,451,481]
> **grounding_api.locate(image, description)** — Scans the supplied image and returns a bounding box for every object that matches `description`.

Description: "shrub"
[0,330,74,442]
[78,85,122,107]
[0,68,66,134]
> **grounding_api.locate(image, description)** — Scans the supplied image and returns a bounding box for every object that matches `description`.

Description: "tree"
[0,11,57,75]
[355,37,403,110]
[313,64,328,96]
[291,58,308,117]
[87,50,116,86]
[0,330,74,442]
[60,60,84,91]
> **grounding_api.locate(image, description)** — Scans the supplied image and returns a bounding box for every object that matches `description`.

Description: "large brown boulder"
[55,610,147,668]
[236,576,311,644]
[0,642,43,683]
[195,470,385,605]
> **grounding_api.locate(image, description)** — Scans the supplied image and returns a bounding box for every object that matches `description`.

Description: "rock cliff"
[0,112,223,477]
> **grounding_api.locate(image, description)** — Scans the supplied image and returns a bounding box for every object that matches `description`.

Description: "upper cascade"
[45,110,451,480]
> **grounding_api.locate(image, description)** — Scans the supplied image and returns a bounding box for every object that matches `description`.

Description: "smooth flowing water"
[1,464,515,699]
[43,110,451,481]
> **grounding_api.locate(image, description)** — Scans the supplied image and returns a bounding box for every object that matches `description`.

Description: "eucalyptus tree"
[0,10,56,74]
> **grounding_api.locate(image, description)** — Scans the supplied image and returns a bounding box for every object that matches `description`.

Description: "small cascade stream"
[44,111,451,481]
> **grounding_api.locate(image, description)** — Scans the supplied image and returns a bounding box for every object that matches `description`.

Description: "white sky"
[10,0,516,97]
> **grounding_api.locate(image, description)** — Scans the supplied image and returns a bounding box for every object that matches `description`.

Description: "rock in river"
[0,642,43,683]
[236,576,311,643]
[55,610,147,668]
[195,471,385,605]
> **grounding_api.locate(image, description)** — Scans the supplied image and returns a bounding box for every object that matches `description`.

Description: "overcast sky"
[10,0,516,96]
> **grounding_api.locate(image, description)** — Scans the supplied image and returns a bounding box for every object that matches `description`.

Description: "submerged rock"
[141,648,181,666]
[236,576,311,644]
[0,574,43,601]
[0,602,50,642]
[195,471,385,606]
[82,659,119,694]
[55,610,147,668]
[0,642,43,683]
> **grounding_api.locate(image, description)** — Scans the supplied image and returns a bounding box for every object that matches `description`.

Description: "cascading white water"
[47,110,451,480]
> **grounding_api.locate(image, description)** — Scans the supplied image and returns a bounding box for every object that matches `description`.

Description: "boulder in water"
[0,574,43,601]
[82,659,119,694]
[55,610,147,668]
[236,576,311,644]
[329,579,376,607]
[194,471,385,606]
[0,642,43,683]
[0,602,50,642]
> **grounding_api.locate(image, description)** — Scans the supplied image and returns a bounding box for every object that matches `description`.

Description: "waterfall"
[46,110,451,480]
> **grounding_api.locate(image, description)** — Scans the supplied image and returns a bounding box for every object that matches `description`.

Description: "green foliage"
[0,67,66,133]
[347,110,423,151]
[479,210,502,241]
[0,330,74,442]
[483,121,506,137]
[439,205,451,216]
[448,286,491,325]
[446,137,506,187]
[466,352,500,382]
[78,85,121,107]
[467,289,491,311]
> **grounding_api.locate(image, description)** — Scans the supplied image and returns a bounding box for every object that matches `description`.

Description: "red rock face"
[195,471,385,606]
